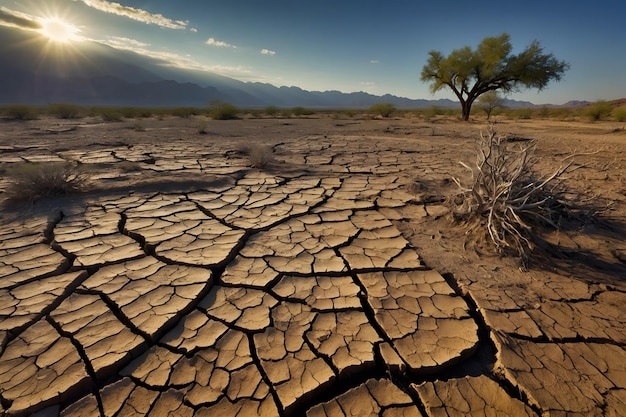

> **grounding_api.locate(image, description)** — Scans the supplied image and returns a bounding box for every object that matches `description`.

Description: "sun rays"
[39,17,80,43]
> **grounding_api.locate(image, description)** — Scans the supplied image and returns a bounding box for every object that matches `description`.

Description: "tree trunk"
[461,101,471,121]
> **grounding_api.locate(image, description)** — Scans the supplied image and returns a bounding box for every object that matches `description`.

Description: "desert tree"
[477,91,505,119]
[421,33,569,121]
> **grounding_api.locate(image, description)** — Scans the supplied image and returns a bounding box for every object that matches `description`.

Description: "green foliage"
[612,107,626,122]
[47,103,82,119]
[477,91,504,119]
[369,102,396,118]
[263,105,280,117]
[4,162,88,202]
[512,108,534,119]
[172,107,199,118]
[584,101,613,121]
[421,33,569,120]
[209,100,240,120]
[1,104,39,120]
[98,108,124,122]
[291,106,315,116]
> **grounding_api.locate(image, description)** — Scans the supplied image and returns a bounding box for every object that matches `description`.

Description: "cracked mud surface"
[1,116,625,416]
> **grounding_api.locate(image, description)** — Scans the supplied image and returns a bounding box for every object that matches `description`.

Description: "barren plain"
[0,114,625,416]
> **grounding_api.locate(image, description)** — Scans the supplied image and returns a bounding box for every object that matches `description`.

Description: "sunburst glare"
[39,18,80,43]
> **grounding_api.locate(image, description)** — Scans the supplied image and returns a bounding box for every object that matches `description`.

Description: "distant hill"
[0,25,541,109]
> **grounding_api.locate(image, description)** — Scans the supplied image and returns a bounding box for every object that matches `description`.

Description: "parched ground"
[0,114,625,417]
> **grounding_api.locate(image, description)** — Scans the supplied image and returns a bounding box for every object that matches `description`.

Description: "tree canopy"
[420,33,569,120]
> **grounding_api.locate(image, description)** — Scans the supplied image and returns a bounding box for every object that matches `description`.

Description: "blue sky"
[1,0,625,104]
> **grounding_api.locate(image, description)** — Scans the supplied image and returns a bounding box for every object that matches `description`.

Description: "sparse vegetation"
[449,127,574,267]
[291,106,315,117]
[613,107,626,122]
[584,100,613,121]
[4,161,89,202]
[369,103,396,118]
[209,100,240,120]
[237,143,275,168]
[197,118,208,134]
[477,92,505,120]
[47,103,82,119]
[263,105,280,117]
[1,104,39,120]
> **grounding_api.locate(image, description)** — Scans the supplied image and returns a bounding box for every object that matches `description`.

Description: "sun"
[39,18,80,43]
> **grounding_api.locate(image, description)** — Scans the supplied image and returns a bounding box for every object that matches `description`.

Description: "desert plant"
[585,101,612,121]
[2,104,39,120]
[47,103,82,119]
[4,161,89,202]
[98,108,123,122]
[421,33,569,121]
[197,119,208,134]
[208,100,239,120]
[263,105,280,117]
[237,143,275,169]
[369,102,396,118]
[449,127,573,267]
[172,107,199,118]
[291,106,314,117]
[477,91,505,120]
[612,107,626,122]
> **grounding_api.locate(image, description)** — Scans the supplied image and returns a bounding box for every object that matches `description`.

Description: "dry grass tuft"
[4,162,89,203]
[449,126,575,267]
[237,143,276,169]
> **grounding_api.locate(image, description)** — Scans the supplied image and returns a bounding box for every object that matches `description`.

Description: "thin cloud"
[97,36,253,78]
[261,48,276,56]
[206,37,237,48]
[370,60,380,64]
[79,0,188,29]
[106,36,150,48]
[0,7,41,30]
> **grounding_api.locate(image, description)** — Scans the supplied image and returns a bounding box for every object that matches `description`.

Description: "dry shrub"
[237,143,275,169]
[4,162,89,202]
[449,127,574,267]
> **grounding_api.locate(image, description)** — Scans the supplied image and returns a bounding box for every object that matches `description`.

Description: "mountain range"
[0,26,576,109]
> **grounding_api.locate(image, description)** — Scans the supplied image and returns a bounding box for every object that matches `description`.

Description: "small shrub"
[449,127,572,267]
[47,103,82,119]
[172,107,198,118]
[612,108,626,122]
[197,119,208,134]
[585,101,612,121]
[512,108,533,119]
[291,106,314,116]
[208,100,240,120]
[98,108,123,122]
[264,105,280,117]
[2,104,39,120]
[237,143,275,169]
[4,162,89,202]
[369,103,396,118]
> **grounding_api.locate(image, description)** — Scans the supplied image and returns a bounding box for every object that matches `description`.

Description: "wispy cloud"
[97,35,253,78]
[78,0,188,29]
[0,6,41,30]
[105,36,150,48]
[261,48,276,56]
[206,37,237,48]
[370,60,380,64]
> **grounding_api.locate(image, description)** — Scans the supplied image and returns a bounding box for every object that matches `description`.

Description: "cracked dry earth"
[1,116,625,417]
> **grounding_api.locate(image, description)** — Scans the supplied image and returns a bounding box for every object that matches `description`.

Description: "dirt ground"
[3,114,624,282]
[1,114,625,416]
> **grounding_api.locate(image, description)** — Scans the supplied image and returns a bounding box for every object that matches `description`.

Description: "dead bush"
[237,143,275,169]
[449,127,574,267]
[4,161,89,202]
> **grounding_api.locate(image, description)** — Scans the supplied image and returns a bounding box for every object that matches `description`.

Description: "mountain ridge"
[0,25,573,109]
